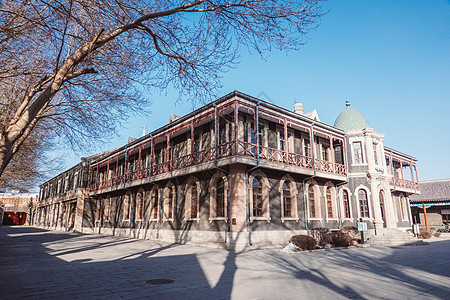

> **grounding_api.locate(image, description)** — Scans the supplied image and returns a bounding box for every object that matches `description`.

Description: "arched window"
[191,183,198,218]
[216,178,225,218]
[379,191,385,220]
[136,192,144,220]
[343,190,350,218]
[123,195,130,220]
[150,190,159,219]
[168,187,173,218]
[400,195,408,220]
[253,176,263,217]
[283,181,292,217]
[326,187,333,218]
[104,198,111,221]
[359,190,369,218]
[308,185,316,218]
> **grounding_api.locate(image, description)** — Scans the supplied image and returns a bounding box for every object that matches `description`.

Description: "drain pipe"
[156,186,163,239]
[244,101,260,246]
[303,123,317,236]
[302,176,314,236]
[214,104,218,168]
[336,181,348,229]
[212,103,232,243]
[148,135,153,183]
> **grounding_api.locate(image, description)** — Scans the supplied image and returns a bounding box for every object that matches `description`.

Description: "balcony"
[389,178,419,194]
[90,140,346,194]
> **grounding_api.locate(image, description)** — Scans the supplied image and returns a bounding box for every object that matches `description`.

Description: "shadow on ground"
[1,226,449,299]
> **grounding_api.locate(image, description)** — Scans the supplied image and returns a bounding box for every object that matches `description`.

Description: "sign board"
[412,224,420,235]
[357,221,367,232]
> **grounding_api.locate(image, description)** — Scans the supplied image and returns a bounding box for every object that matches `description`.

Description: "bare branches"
[0,0,325,181]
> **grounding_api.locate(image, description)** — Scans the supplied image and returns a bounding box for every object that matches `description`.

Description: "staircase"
[367,229,427,246]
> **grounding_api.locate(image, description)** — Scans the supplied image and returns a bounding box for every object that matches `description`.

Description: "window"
[353,141,364,164]
[252,177,263,217]
[400,195,408,220]
[283,181,292,217]
[343,190,350,218]
[191,183,198,218]
[150,190,158,219]
[104,198,111,221]
[359,190,369,218]
[279,133,285,151]
[216,178,225,218]
[379,191,385,220]
[136,192,144,220]
[308,185,316,218]
[123,195,130,220]
[373,142,378,165]
[168,188,173,218]
[326,187,333,218]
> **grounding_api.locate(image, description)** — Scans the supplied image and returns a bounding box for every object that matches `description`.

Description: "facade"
[0,192,37,225]
[410,179,450,230]
[35,91,420,249]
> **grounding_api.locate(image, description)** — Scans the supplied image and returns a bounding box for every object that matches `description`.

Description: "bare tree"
[0,0,324,178]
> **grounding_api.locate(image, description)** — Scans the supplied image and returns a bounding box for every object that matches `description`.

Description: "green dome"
[334,101,370,131]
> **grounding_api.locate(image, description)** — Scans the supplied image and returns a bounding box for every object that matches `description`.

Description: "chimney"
[294,102,304,115]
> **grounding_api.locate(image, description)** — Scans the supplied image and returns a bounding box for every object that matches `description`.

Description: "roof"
[410,179,450,203]
[334,100,370,131]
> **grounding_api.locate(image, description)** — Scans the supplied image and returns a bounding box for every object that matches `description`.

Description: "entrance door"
[379,191,387,227]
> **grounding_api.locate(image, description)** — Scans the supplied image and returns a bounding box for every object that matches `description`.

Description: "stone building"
[35,91,420,249]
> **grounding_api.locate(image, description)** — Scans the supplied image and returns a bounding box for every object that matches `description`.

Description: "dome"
[334,100,370,131]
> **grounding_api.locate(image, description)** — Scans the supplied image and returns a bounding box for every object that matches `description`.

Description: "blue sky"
[65,0,449,182]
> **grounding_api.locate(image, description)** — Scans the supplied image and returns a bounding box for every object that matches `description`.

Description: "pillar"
[229,164,247,232]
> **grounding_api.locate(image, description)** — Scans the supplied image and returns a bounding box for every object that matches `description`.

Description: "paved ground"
[1,226,449,300]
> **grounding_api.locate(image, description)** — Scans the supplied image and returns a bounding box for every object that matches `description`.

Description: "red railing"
[389,178,417,190]
[316,159,334,173]
[91,140,347,192]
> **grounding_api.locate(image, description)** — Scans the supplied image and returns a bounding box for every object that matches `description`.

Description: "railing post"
[330,135,335,174]
[234,102,239,155]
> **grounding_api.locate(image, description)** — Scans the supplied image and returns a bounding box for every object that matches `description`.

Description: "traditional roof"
[410,179,450,203]
[334,100,370,131]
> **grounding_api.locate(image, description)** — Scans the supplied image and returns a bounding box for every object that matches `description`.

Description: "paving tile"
[2,226,450,300]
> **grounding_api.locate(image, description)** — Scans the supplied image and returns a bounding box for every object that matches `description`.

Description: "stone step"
[367,229,427,246]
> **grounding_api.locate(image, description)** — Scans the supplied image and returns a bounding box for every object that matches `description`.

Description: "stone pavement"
[1,226,449,300]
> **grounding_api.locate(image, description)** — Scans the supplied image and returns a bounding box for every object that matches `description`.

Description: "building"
[35,91,420,249]
[410,179,450,230]
[0,192,37,225]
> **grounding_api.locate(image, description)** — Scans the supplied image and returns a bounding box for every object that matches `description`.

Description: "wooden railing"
[91,140,347,192]
[390,178,416,190]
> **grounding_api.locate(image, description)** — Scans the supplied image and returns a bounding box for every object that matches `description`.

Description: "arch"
[400,193,408,221]
[279,174,298,222]
[123,191,132,221]
[379,189,386,227]
[103,197,111,222]
[356,187,370,219]
[248,169,270,220]
[338,187,352,219]
[185,176,201,221]
[324,181,337,219]
[135,188,145,221]
[149,185,160,221]
[305,179,320,219]
[163,182,175,221]
[209,171,229,220]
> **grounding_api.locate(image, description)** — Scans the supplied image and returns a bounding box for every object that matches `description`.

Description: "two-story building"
[36,91,420,249]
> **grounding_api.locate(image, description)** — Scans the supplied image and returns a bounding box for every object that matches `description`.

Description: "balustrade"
[91,139,347,192]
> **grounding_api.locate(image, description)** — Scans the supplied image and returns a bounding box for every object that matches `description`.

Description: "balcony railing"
[91,140,346,192]
[389,178,417,190]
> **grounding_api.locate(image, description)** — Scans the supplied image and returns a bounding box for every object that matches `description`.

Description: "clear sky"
[63,0,449,183]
